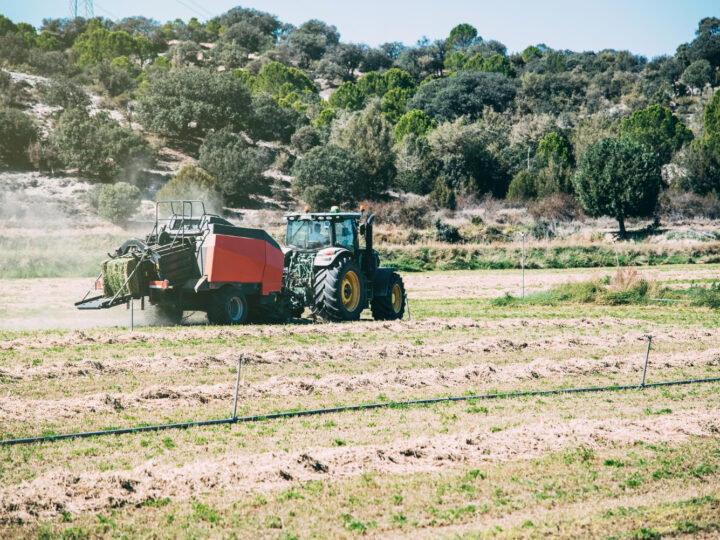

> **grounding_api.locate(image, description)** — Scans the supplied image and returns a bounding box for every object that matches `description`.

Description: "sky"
[2,0,718,58]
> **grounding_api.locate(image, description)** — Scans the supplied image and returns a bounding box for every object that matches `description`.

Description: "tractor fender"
[372,267,398,297]
[313,247,351,267]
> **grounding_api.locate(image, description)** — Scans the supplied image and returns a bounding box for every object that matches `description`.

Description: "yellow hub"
[341,270,361,311]
[391,283,403,312]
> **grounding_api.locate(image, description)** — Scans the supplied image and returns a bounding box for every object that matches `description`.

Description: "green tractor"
[281,207,406,321]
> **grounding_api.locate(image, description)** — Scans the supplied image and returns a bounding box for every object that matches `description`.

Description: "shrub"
[52,109,152,179]
[394,109,435,142]
[137,67,251,138]
[433,218,462,243]
[359,198,433,228]
[38,78,90,110]
[291,125,321,153]
[429,178,456,210]
[98,182,141,225]
[528,193,581,223]
[247,92,302,143]
[198,128,272,205]
[507,169,538,200]
[0,108,37,165]
[292,144,365,209]
[156,164,219,204]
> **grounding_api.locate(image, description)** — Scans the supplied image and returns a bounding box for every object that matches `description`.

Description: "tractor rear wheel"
[207,286,249,325]
[371,272,406,321]
[313,258,366,321]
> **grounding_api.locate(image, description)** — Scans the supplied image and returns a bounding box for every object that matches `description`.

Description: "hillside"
[0,10,719,235]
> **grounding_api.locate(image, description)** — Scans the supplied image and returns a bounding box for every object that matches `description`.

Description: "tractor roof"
[284,212,362,221]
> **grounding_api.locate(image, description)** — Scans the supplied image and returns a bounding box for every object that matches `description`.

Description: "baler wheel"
[313,258,366,321]
[371,272,406,321]
[207,286,249,325]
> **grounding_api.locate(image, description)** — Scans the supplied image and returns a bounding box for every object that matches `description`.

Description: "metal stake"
[232,355,243,420]
[405,293,411,321]
[130,298,134,332]
[641,335,652,387]
[521,232,525,299]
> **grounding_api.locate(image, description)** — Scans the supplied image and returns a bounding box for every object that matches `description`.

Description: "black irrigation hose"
[2,376,719,447]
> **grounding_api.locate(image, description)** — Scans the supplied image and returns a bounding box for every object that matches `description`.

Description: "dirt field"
[1,266,720,538]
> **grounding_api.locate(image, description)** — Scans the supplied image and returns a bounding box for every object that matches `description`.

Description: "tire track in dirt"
[2,409,717,524]
[0,316,650,352]
[2,347,719,425]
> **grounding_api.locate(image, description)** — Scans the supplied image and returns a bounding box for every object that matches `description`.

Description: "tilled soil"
[1,409,717,525]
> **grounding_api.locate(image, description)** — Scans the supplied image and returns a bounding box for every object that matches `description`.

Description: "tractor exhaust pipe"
[365,214,374,254]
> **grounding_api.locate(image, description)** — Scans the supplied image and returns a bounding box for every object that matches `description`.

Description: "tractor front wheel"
[371,272,406,321]
[207,287,249,325]
[313,258,366,321]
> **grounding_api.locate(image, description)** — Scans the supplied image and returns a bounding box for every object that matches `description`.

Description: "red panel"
[262,242,284,294]
[206,235,268,284]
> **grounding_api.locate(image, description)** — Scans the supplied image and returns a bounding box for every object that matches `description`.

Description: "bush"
[156,164,219,204]
[98,182,141,225]
[429,177,456,210]
[52,109,152,179]
[394,109,435,142]
[507,169,538,200]
[247,92,302,143]
[0,108,37,165]
[292,144,365,209]
[433,218,462,243]
[359,198,433,228]
[291,125,321,153]
[198,128,272,205]
[38,78,90,110]
[528,193,581,223]
[137,67,251,138]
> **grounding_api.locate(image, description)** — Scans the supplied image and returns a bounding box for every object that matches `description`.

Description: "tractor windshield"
[286,220,332,249]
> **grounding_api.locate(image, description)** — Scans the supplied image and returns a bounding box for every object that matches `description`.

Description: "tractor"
[282,206,406,321]
[76,201,406,324]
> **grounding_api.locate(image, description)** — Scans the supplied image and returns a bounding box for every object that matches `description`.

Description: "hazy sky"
[3,0,718,58]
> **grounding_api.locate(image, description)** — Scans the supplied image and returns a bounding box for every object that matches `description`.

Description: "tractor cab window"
[334,219,356,251]
[286,220,331,249]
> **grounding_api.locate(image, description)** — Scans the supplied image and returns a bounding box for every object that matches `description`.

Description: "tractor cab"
[284,209,362,252]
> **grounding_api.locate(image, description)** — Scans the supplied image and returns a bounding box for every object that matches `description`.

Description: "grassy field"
[1,267,720,538]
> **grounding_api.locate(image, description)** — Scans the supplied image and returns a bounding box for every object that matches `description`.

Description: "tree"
[254,61,316,97]
[394,109,436,142]
[381,87,415,123]
[383,68,415,91]
[537,132,574,167]
[247,93,302,143]
[334,100,396,199]
[291,125,321,153]
[681,59,713,92]
[704,89,720,138]
[408,71,517,121]
[198,128,271,204]
[288,19,340,66]
[317,43,365,82]
[357,71,387,99]
[394,133,440,195]
[0,108,37,165]
[98,182,141,226]
[292,144,365,209]
[156,164,218,203]
[446,24,480,51]
[572,137,661,236]
[137,68,251,138]
[521,45,543,63]
[620,104,693,165]
[507,169,539,200]
[677,138,720,195]
[52,109,151,179]
[328,81,365,110]
[482,54,516,78]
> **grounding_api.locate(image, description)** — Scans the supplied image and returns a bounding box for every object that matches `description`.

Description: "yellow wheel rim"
[341,270,361,312]
[391,283,403,312]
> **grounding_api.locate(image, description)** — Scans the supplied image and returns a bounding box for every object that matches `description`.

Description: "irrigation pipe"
[2,375,719,447]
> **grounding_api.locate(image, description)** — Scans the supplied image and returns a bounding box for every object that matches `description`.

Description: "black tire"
[313,258,366,321]
[371,272,406,321]
[207,286,249,325]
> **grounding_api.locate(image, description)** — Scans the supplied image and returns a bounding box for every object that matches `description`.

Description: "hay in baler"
[101,256,152,298]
